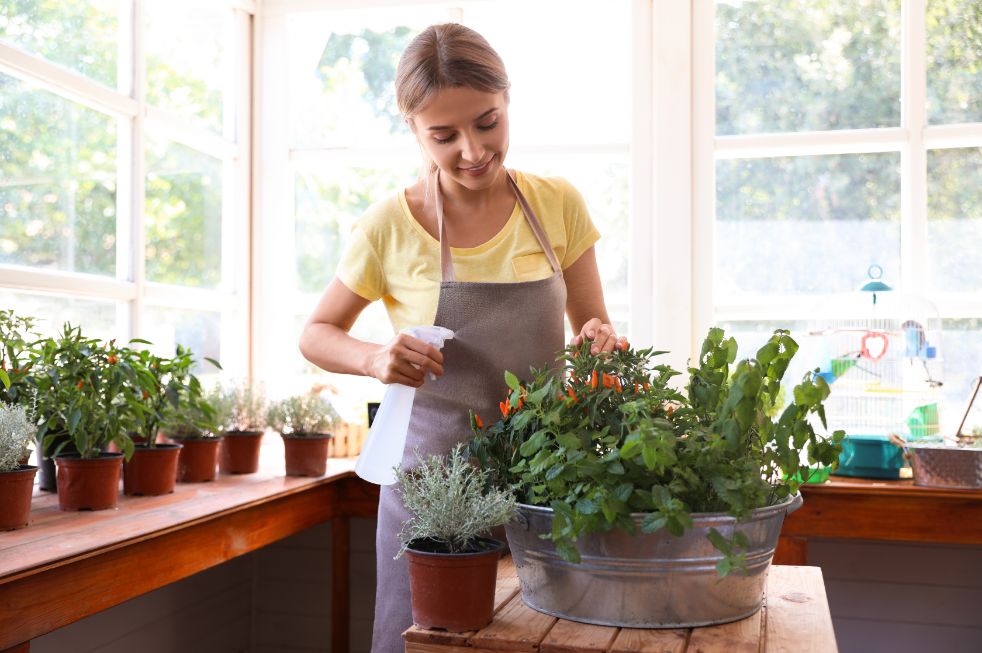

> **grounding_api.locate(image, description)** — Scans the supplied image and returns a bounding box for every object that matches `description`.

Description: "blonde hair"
[395,23,510,121]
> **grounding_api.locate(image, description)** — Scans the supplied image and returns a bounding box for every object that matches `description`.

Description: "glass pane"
[939,318,982,434]
[0,289,118,342]
[144,136,223,288]
[0,73,117,276]
[715,153,900,296]
[294,160,418,294]
[715,0,901,135]
[507,151,630,336]
[465,0,631,146]
[928,147,982,292]
[926,0,982,124]
[287,7,447,148]
[145,3,229,133]
[142,305,221,378]
[0,0,118,88]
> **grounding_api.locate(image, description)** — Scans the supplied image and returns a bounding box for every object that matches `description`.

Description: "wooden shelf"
[0,435,379,651]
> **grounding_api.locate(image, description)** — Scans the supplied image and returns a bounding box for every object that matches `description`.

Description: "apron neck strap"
[434,169,562,282]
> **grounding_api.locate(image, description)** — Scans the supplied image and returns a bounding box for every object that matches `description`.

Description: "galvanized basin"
[505,493,802,628]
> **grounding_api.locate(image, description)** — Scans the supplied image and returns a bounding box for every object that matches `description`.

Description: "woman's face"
[410,86,509,192]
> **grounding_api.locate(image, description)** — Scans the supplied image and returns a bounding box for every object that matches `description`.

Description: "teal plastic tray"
[832,434,906,479]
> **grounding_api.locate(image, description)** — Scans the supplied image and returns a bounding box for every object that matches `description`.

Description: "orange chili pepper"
[107,355,118,365]
[614,377,622,393]
[568,387,578,402]
[591,370,598,389]
[666,404,675,417]
[474,414,485,429]
[602,373,614,389]
[499,401,510,418]
[142,390,150,400]
[644,382,651,391]
[76,380,85,389]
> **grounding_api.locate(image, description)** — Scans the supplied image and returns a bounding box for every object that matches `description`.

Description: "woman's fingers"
[572,318,629,354]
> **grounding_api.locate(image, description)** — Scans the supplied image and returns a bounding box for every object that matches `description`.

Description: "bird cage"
[808,265,944,478]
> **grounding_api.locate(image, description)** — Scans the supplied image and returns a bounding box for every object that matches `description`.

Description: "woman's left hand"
[570,318,629,355]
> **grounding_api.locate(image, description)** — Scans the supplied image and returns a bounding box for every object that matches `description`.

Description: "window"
[0,1,251,377]
[257,0,640,413]
[700,0,982,426]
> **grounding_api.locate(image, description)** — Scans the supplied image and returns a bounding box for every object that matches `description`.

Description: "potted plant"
[211,381,267,474]
[121,345,219,495]
[265,392,339,477]
[0,402,38,530]
[394,443,517,632]
[32,325,138,510]
[469,327,845,627]
[0,309,40,407]
[163,385,222,483]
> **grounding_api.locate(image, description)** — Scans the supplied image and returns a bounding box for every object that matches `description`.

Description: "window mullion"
[130,0,147,342]
[901,0,929,296]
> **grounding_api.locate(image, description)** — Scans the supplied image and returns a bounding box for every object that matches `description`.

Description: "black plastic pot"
[37,433,77,492]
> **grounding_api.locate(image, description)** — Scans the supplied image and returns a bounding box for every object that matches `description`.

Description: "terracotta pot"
[123,444,182,496]
[174,437,223,482]
[405,537,505,632]
[37,434,76,492]
[282,433,332,477]
[219,430,264,474]
[55,453,123,511]
[0,465,38,530]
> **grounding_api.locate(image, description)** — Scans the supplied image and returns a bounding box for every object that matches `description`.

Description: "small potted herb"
[32,325,139,510]
[122,345,219,494]
[163,385,221,483]
[211,381,267,474]
[0,309,39,407]
[266,393,339,477]
[0,402,38,530]
[395,443,517,632]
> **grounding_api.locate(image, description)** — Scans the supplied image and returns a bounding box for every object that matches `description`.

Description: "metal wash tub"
[505,493,802,628]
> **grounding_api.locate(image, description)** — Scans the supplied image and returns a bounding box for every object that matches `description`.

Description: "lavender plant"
[0,402,36,472]
[394,443,517,557]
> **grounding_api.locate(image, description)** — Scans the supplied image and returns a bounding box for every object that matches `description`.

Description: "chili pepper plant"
[469,327,845,574]
[0,310,40,406]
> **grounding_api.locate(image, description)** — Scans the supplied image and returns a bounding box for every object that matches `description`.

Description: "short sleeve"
[560,178,602,269]
[335,224,386,301]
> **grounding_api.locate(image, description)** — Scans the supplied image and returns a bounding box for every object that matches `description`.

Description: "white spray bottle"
[355,325,454,485]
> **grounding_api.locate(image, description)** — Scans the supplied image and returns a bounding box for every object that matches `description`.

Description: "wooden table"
[404,557,837,653]
[775,476,982,565]
[0,438,379,653]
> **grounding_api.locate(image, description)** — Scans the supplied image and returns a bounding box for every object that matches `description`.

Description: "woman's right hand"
[368,333,444,387]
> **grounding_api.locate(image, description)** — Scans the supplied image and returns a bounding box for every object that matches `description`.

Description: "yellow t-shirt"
[335,170,601,333]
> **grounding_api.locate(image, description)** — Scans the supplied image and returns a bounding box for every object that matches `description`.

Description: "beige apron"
[371,170,567,653]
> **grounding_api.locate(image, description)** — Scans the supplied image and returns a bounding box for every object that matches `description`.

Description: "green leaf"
[504,370,520,391]
[576,498,599,514]
[0,368,9,389]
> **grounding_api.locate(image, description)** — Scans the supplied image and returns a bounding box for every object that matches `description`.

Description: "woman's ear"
[404,116,415,133]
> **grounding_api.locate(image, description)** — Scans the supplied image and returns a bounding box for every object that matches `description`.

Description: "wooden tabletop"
[0,435,379,651]
[775,474,982,566]
[404,556,837,653]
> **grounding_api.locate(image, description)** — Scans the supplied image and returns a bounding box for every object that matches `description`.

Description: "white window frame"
[691,0,982,352]
[0,0,254,377]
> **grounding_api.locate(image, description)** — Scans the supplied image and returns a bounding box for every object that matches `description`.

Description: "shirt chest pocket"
[511,252,553,282]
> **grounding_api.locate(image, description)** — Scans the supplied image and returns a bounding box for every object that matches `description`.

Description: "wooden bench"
[404,556,838,653]
[776,476,982,565]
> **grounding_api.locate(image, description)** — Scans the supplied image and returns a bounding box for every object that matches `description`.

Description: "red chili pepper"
[474,414,484,429]
[142,390,151,400]
[499,401,510,418]
[76,380,85,389]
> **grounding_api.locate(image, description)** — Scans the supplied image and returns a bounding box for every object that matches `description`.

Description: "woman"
[299,23,625,653]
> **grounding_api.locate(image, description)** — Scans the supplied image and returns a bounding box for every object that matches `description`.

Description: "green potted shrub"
[469,327,845,627]
[0,402,38,530]
[122,345,219,495]
[394,443,517,633]
[265,393,339,477]
[211,381,267,474]
[162,382,221,483]
[0,309,40,408]
[32,325,140,510]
